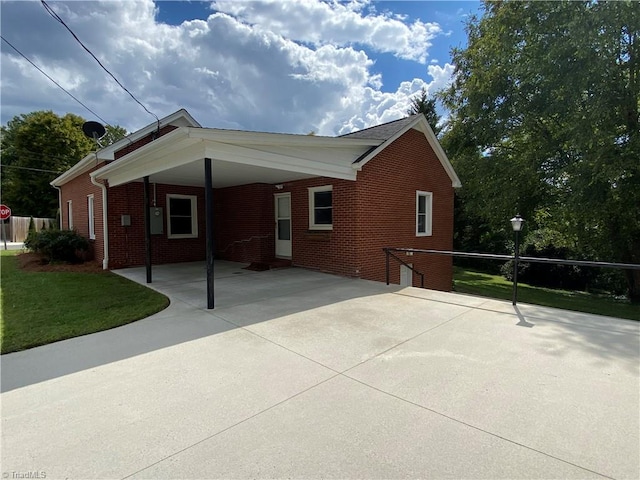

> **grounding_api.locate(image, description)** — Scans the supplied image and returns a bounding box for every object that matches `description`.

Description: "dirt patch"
[16,252,105,274]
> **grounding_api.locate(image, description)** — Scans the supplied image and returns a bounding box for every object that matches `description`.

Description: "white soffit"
[92,127,375,188]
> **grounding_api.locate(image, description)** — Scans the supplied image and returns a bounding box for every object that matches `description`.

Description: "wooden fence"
[0,216,56,243]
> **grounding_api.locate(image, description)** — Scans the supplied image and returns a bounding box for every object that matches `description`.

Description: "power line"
[1,35,111,126]
[40,0,160,128]
[0,164,65,174]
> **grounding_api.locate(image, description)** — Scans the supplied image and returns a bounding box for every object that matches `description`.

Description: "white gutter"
[90,175,109,270]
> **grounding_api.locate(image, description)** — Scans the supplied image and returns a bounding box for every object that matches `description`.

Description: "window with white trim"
[308,185,333,230]
[67,200,73,230]
[87,194,95,240]
[167,194,198,239]
[416,191,432,236]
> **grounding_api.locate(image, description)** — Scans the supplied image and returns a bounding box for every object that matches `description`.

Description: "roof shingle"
[339,115,420,141]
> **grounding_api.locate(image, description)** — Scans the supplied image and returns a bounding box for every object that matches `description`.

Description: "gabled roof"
[53,109,460,189]
[90,127,381,188]
[51,109,200,187]
[349,114,461,188]
[340,115,419,141]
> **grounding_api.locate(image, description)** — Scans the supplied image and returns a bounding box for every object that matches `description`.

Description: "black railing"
[384,248,425,288]
[383,247,640,305]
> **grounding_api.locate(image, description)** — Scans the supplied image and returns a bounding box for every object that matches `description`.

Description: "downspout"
[90,174,109,270]
[53,185,62,229]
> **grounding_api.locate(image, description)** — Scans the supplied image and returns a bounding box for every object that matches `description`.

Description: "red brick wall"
[355,128,455,291]
[114,125,178,160]
[281,177,359,277]
[214,183,274,263]
[107,182,207,268]
[59,163,106,263]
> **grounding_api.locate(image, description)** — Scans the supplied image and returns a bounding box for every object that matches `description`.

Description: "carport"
[90,127,381,308]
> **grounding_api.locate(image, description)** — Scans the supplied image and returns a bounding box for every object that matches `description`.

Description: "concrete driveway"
[1,262,639,479]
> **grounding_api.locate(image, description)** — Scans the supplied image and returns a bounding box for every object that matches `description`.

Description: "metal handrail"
[383,247,640,305]
[384,248,425,288]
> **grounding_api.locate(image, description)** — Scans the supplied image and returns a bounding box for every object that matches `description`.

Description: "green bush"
[24,229,89,263]
[25,217,37,246]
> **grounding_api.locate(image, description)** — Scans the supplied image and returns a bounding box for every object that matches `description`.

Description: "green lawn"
[0,250,169,354]
[453,267,639,321]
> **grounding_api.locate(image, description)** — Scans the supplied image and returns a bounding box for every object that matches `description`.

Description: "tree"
[407,87,442,136]
[101,124,128,148]
[1,111,127,218]
[442,1,640,301]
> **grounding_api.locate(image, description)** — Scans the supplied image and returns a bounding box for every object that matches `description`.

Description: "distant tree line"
[0,111,126,218]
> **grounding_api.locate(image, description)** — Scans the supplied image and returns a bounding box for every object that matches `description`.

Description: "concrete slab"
[2,262,638,479]
[2,328,334,479]
[216,283,471,371]
[348,303,640,479]
[129,375,603,479]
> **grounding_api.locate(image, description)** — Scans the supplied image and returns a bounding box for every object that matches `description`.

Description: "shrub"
[24,229,89,263]
[25,217,37,246]
[501,243,598,292]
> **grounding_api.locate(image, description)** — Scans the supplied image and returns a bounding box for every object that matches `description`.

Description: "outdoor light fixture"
[510,214,525,305]
[510,214,524,232]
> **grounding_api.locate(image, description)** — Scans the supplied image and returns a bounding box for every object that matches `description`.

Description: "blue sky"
[1,0,482,135]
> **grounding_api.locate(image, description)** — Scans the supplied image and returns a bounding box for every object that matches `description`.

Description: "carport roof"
[90,126,383,188]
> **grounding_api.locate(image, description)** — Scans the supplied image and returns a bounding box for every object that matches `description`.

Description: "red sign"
[0,204,11,220]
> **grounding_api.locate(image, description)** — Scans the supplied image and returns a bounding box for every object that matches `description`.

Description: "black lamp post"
[510,214,524,305]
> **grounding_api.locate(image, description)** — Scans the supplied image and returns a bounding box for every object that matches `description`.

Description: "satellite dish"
[82,121,106,141]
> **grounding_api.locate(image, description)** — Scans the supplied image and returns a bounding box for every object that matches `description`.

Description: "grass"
[453,266,639,321]
[0,250,169,354]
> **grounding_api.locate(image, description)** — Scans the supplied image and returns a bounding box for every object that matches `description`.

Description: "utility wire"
[40,0,160,128]
[0,164,65,174]
[1,35,110,126]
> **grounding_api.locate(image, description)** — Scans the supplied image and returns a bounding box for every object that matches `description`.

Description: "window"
[167,194,198,238]
[416,191,432,236]
[67,200,73,230]
[87,194,95,240]
[308,185,333,230]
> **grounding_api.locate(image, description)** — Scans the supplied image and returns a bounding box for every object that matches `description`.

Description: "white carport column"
[204,158,214,309]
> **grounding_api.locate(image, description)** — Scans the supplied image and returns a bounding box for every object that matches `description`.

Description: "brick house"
[52,109,461,308]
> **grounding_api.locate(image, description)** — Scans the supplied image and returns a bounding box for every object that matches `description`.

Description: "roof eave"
[51,152,98,187]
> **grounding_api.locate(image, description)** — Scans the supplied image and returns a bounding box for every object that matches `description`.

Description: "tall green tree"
[407,87,442,136]
[1,111,127,218]
[442,1,640,301]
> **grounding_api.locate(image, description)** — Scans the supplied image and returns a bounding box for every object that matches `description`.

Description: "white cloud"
[212,0,442,64]
[0,0,455,137]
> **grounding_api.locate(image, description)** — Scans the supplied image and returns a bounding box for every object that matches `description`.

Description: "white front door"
[275,193,292,258]
[400,264,413,286]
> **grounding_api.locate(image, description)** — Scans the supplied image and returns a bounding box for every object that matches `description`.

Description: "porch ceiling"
[147,159,318,188]
[91,127,381,188]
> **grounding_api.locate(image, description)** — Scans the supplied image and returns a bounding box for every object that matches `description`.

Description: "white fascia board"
[187,127,380,148]
[91,129,193,184]
[51,152,97,187]
[52,109,201,187]
[354,116,462,188]
[203,141,357,180]
[100,143,207,187]
[99,108,201,158]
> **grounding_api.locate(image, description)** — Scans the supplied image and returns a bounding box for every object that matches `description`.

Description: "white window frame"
[166,194,198,239]
[416,191,433,237]
[67,200,73,230]
[87,194,95,240]
[308,185,333,230]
